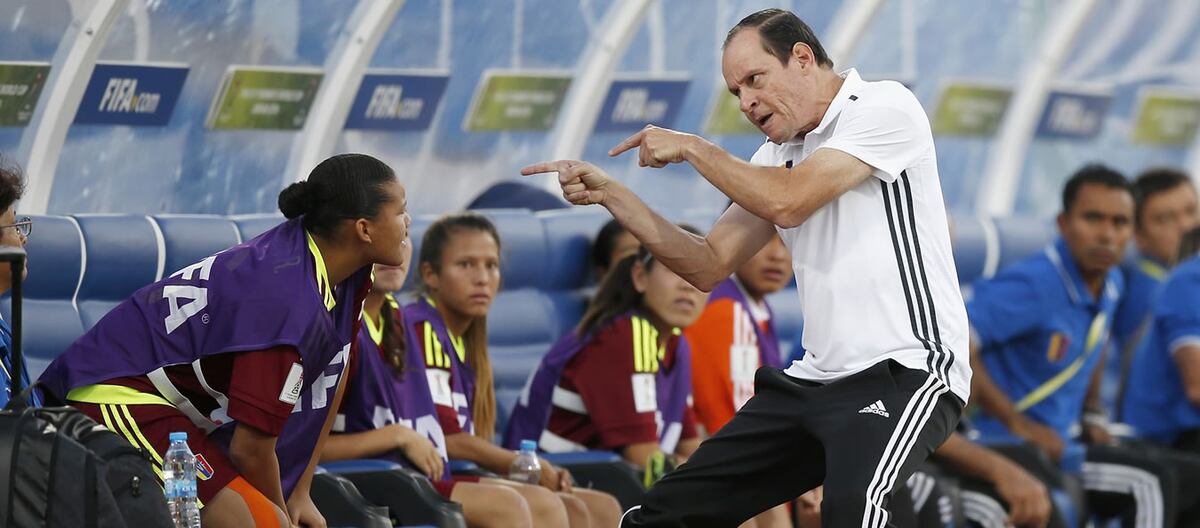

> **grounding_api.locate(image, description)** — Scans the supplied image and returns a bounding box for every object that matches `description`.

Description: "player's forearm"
[229,425,289,514]
[444,432,517,475]
[683,137,810,228]
[601,182,731,291]
[620,442,661,469]
[1174,345,1200,406]
[321,427,400,462]
[933,432,1003,483]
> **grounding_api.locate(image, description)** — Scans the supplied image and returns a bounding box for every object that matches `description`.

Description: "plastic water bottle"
[508,439,542,485]
[164,432,202,528]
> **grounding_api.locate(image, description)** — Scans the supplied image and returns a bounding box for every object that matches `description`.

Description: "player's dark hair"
[724,8,833,68]
[1061,163,1131,214]
[1180,226,1200,262]
[377,294,408,376]
[1132,167,1194,229]
[418,212,500,442]
[0,155,26,216]
[578,224,701,337]
[592,219,630,275]
[278,153,396,238]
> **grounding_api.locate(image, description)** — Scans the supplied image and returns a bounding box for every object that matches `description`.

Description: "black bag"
[0,246,172,527]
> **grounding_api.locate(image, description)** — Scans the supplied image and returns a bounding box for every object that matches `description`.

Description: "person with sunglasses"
[0,157,32,408]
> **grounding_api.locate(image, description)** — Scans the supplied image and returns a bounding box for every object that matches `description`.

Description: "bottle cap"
[169,431,188,443]
[520,439,537,452]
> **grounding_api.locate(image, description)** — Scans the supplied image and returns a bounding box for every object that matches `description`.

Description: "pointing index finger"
[520,160,573,176]
[608,130,645,157]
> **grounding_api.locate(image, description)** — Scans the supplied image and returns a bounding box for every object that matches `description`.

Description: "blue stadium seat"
[152,215,242,277]
[537,208,610,291]
[993,216,1054,273]
[74,215,162,329]
[488,289,558,431]
[6,215,86,377]
[474,209,548,290]
[950,214,992,284]
[230,213,284,243]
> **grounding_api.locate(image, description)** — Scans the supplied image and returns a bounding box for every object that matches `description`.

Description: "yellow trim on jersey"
[306,231,336,311]
[1015,313,1107,412]
[1138,258,1167,281]
[448,333,466,364]
[67,384,175,406]
[99,404,166,482]
[422,322,452,369]
[384,292,400,311]
[365,312,385,346]
[631,316,666,373]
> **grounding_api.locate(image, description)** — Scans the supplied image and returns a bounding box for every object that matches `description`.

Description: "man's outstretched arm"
[522,160,776,291]
[609,126,876,228]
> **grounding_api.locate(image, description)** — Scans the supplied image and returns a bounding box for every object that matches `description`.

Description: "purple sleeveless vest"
[40,217,370,402]
[708,278,783,368]
[503,312,694,453]
[403,297,476,436]
[336,313,450,479]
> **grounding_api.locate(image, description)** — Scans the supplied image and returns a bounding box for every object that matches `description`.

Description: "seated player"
[685,232,792,436]
[504,236,707,475]
[325,247,562,527]
[38,154,406,528]
[411,212,622,528]
[0,157,33,407]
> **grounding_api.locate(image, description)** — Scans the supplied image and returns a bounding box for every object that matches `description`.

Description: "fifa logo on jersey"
[98,78,162,114]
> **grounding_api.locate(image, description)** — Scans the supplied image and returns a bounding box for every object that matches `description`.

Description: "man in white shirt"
[526,8,969,527]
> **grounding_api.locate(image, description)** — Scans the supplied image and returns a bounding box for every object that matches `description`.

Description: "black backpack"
[0,247,172,527]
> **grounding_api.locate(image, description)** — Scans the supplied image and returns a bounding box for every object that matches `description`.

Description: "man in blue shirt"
[1123,243,1200,448]
[0,158,31,408]
[1109,169,1199,415]
[968,164,1187,526]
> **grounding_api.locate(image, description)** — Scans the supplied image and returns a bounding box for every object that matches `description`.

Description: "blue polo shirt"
[0,315,34,408]
[1105,252,1168,413]
[1121,255,1200,443]
[969,238,1122,441]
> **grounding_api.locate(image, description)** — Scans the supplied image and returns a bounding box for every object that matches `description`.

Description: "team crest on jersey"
[1046,333,1070,363]
[195,453,215,481]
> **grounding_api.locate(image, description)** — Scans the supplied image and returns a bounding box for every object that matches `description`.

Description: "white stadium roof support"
[19,0,129,215]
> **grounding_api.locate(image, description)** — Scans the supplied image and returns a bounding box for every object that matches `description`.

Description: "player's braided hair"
[418,212,500,442]
[278,153,395,238]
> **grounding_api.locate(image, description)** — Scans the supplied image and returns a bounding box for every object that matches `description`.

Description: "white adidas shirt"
[752,69,971,403]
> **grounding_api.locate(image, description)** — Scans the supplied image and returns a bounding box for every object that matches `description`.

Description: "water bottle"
[508,439,542,485]
[164,431,202,528]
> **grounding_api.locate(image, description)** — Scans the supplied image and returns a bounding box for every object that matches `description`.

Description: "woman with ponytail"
[412,212,621,528]
[40,154,410,528]
[504,235,709,477]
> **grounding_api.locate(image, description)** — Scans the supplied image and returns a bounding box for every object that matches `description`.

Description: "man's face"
[721,29,821,144]
[1136,183,1199,264]
[1058,183,1134,278]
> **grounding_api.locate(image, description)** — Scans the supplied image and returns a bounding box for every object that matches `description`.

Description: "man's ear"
[791,42,815,68]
